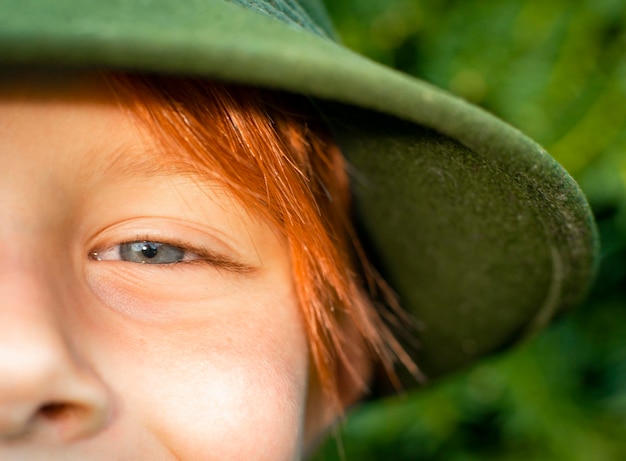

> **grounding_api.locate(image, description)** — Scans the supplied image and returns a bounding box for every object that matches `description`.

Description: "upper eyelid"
[86,218,245,261]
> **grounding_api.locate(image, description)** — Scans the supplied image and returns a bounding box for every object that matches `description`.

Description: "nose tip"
[0,272,112,445]
[0,349,111,444]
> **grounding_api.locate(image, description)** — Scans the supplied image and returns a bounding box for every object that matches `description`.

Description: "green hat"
[0,0,598,387]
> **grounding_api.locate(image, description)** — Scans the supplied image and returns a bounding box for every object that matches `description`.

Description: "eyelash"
[89,236,254,273]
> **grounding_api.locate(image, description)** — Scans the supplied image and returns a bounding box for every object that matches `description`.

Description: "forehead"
[0,70,198,182]
[0,71,210,233]
[0,70,136,157]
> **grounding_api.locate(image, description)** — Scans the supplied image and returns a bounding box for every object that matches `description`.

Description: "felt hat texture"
[0,0,598,387]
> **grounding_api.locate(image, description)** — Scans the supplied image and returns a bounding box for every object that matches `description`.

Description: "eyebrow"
[99,144,198,179]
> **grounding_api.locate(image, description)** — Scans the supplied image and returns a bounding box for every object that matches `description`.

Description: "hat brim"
[0,0,598,383]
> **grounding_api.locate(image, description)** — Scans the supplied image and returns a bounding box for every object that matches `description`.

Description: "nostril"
[39,402,72,421]
[33,401,94,441]
[0,403,76,442]
[38,402,94,433]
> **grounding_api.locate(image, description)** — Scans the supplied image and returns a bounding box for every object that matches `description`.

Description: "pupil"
[141,242,159,259]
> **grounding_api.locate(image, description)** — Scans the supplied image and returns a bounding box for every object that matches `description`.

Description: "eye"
[92,241,193,265]
[89,235,255,273]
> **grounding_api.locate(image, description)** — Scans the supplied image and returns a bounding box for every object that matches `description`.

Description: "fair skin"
[0,71,334,460]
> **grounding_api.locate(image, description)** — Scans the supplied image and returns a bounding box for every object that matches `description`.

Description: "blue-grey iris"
[119,241,185,264]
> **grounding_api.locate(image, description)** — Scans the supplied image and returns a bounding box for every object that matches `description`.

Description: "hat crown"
[229,0,334,38]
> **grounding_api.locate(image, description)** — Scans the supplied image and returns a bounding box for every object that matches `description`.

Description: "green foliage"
[312,0,626,459]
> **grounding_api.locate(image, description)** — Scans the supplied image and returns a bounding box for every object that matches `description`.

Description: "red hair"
[104,73,415,408]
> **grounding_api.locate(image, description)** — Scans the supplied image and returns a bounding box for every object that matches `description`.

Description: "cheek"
[91,293,310,461]
[149,353,306,460]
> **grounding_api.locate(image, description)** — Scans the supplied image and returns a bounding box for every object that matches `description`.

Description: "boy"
[0,1,597,459]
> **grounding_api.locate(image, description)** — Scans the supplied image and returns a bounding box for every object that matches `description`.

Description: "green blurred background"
[312,0,626,460]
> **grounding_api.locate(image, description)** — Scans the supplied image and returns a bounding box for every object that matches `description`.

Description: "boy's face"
[0,72,318,460]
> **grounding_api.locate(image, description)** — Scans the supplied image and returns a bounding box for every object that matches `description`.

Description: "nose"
[0,272,111,444]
